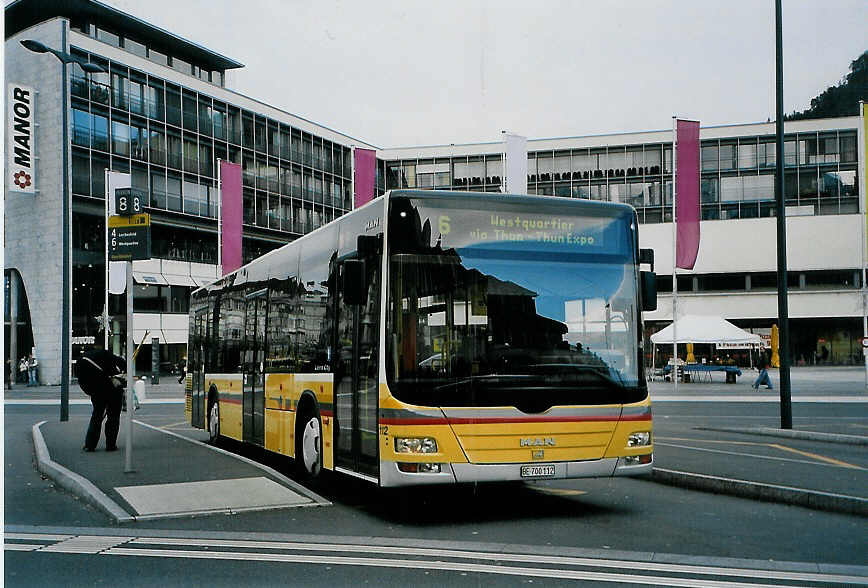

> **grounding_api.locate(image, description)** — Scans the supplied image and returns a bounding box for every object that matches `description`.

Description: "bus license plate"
[520,464,555,478]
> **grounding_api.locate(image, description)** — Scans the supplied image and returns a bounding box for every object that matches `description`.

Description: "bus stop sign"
[109,213,151,261]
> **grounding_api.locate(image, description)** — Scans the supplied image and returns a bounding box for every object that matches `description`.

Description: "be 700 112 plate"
[520,464,555,478]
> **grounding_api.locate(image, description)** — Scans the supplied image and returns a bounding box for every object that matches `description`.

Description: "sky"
[96,0,867,148]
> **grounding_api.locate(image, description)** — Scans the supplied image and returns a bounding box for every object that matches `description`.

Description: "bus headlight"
[627,432,651,447]
[395,437,438,454]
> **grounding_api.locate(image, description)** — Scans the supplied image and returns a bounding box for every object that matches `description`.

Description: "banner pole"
[859,101,867,389]
[217,159,222,276]
[672,117,678,394]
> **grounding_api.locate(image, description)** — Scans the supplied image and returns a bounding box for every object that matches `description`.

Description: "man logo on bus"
[520,437,555,447]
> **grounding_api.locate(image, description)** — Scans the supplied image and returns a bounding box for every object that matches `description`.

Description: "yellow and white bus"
[185,190,657,486]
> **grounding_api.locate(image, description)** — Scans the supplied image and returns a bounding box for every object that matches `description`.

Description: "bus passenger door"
[190,309,207,428]
[243,291,267,446]
[334,256,381,478]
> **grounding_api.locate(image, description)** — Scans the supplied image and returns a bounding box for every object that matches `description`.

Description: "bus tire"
[296,407,322,478]
[208,395,220,443]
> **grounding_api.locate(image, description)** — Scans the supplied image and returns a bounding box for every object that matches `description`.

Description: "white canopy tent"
[651,315,762,346]
[650,315,763,373]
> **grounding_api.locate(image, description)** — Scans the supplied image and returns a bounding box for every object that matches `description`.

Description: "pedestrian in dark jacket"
[78,349,126,451]
[752,348,773,390]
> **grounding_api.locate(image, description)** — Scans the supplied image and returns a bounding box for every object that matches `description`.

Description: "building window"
[96,28,120,47]
[146,47,167,66]
[124,37,147,59]
[111,120,130,157]
[72,150,90,196]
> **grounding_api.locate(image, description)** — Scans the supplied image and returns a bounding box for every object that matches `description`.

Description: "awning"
[132,272,168,286]
[133,329,187,345]
[163,274,198,287]
[192,276,213,287]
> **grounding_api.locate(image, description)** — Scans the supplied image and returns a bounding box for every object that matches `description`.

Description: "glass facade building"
[381,131,858,223]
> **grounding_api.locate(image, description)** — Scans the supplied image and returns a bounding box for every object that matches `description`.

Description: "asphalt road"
[5,397,867,586]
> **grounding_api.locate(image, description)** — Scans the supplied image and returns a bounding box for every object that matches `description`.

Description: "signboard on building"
[7,84,36,194]
[108,213,151,261]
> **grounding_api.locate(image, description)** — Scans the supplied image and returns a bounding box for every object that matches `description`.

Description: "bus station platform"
[32,413,330,522]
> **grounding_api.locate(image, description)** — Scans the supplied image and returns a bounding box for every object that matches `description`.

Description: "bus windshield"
[386,195,644,412]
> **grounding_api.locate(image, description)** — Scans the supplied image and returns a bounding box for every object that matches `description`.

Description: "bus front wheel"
[208,399,220,443]
[297,411,322,478]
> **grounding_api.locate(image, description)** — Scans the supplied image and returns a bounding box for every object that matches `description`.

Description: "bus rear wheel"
[297,411,322,478]
[208,399,220,443]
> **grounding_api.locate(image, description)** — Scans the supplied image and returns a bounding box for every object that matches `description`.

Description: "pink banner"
[354,148,376,208]
[676,119,700,270]
[220,160,243,275]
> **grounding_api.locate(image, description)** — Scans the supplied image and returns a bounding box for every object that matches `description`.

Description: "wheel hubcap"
[302,418,321,474]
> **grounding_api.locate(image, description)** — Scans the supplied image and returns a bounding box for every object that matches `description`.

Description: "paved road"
[5,368,868,585]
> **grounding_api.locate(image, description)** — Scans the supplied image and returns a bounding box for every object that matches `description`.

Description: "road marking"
[652,395,868,403]
[159,421,192,430]
[656,437,866,470]
[656,436,765,446]
[655,442,861,469]
[7,532,868,586]
[768,444,865,470]
[4,399,185,405]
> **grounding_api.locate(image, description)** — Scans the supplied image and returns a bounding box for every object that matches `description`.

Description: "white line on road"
[6,533,866,586]
[652,395,868,403]
[4,399,184,405]
[101,546,857,587]
[655,442,863,469]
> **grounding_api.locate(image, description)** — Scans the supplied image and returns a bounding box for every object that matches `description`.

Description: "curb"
[31,421,135,523]
[652,468,868,517]
[695,426,868,446]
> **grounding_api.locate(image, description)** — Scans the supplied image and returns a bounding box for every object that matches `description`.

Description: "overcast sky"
[100,0,867,148]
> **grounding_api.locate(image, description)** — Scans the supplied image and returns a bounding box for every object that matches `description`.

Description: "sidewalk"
[31,416,330,523]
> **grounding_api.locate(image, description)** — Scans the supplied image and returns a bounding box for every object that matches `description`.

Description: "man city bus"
[186,190,656,486]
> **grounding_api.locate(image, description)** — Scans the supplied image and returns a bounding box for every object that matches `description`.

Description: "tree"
[785,51,868,120]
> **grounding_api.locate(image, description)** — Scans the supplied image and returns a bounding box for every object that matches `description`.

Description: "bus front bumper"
[379,455,653,487]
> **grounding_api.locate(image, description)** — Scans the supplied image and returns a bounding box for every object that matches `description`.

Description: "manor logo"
[8,84,36,194]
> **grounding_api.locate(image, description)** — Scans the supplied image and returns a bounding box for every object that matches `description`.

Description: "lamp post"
[20,37,106,422]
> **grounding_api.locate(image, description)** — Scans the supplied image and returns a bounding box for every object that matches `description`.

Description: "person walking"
[177,356,187,384]
[27,353,38,386]
[77,348,126,452]
[753,348,773,390]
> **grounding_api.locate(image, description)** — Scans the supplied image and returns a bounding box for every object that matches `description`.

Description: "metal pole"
[216,159,222,275]
[671,117,678,394]
[105,169,110,350]
[775,0,793,429]
[859,101,867,388]
[124,261,134,472]
[60,23,70,421]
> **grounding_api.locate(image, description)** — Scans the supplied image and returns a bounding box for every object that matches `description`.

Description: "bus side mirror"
[343,260,366,305]
[641,271,657,311]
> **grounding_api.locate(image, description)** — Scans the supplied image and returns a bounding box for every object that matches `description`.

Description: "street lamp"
[20,38,106,422]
